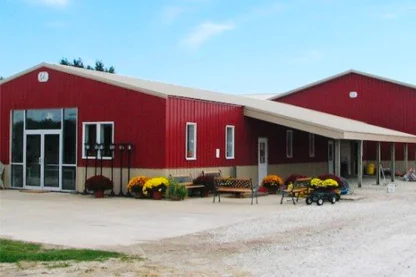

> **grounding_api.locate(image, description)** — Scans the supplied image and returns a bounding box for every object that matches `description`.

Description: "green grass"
[0,239,125,263]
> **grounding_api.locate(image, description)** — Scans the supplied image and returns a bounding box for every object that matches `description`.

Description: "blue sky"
[1,0,416,95]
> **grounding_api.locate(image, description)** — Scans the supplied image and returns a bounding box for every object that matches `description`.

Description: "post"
[357,140,363,188]
[125,144,132,197]
[82,144,90,195]
[335,140,341,177]
[99,144,104,175]
[94,144,99,176]
[391,143,395,182]
[118,144,125,196]
[376,142,381,185]
[109,144,115,196]
[404,143,409,172]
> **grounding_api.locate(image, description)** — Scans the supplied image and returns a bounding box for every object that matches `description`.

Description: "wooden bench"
[213,177,258,205]
[280,177,312,205]
[169,174,205,197]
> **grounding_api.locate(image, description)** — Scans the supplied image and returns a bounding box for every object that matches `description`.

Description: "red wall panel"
[166,97,247,168]
[0,67,166,168]
[276,73,416,161]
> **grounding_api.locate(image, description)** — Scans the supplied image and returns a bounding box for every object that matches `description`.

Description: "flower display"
[310,178,322,187]
[127,176,149,193]
[310,177,339,188]
[142,177,170,196]
[321,179,339,187]
[262,175,283,188]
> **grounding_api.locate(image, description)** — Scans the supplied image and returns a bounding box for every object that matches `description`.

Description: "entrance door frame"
[328,140,335,174]
[258,137,268,186]
[24,130,62,190]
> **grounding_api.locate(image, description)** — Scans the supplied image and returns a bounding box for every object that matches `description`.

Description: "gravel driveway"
[1,179,416,276]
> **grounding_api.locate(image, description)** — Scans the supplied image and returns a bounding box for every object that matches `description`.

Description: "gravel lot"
[1,179,416,276]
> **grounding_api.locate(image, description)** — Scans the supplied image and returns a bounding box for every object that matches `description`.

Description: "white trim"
[185,122,197,160]
[225,125,235,159]
[286,130,293,158]
[309,133,315,158]
[82,121,114,159]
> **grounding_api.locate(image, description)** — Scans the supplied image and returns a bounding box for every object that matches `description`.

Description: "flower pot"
[94,190,105,198]
[152,191,163,200]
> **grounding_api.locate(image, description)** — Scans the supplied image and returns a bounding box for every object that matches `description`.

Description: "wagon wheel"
[306,197,313,205]
[330,194,337,204]
[317,198,324,206]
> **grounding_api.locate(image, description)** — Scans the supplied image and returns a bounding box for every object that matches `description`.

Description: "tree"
[0,76,3,80]
[59,57,115,73]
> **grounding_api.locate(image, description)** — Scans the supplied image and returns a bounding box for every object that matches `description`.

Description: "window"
[309,133,315,158]
[186,123,196,160]
[286,130,293,158]
[225,125,235,159]
[82,122,114,159]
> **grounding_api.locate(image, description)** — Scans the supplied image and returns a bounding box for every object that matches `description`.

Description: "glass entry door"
[25,131,61,189]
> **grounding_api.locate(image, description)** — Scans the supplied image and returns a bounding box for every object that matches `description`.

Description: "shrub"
[166,178,188,200]
[85,175,113,192]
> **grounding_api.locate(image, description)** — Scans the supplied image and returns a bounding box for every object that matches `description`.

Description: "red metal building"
[271,70,416,173]
[1,64,415,192]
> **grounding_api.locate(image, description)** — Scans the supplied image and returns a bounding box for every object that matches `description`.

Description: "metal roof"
[269,69,416,100]
[2,63,416,143]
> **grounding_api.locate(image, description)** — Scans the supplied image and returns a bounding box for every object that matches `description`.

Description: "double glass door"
[25,131,61,189]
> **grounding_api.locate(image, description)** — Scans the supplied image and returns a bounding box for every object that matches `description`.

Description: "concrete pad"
[0,190,295,250]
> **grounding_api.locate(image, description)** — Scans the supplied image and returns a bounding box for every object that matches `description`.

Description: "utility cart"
[306,188,340,206]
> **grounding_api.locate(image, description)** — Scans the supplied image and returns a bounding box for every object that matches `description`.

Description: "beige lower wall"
[3,165,11,188]
[76,166,235,193]
[4,158,415,192]
[236,162,328,186]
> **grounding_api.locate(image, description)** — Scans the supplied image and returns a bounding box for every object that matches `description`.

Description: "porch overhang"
[244,108,416,143]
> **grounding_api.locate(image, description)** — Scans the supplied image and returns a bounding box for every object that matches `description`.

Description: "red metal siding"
[166,97,247,168]
[244,118,329,165]
[0,67,166,168]
[276,73,416,161]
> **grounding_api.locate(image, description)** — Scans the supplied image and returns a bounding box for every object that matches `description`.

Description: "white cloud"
[27,0,70,7]
[182,22,235,48]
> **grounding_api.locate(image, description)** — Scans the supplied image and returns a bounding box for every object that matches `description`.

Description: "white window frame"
[286,130,293,158]
[309,133,315,158]
[185,122,197,160]
[82,121,114,159]
[225,125,235,159]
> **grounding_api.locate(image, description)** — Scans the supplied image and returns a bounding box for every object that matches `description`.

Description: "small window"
[309,133,315,158]
[82,122,114,159]
[286,130,293,158]
[225,125,235,159]
[186,123,197,160]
